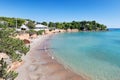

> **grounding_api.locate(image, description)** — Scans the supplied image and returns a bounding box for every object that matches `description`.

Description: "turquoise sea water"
[50,29,120,80]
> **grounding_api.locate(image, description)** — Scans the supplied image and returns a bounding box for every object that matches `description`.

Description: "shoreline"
[15,34,89,80]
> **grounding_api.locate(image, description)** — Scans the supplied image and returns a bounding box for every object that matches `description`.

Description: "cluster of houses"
[0,20,49,31]
[16,23,48,31]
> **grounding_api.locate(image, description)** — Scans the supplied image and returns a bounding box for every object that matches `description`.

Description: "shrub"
[37,30,44,35]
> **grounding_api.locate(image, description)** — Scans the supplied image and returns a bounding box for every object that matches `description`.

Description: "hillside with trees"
[0,17,35,29]
[0,17,25,28]
[48,21,107,31]
[0,17,107,31]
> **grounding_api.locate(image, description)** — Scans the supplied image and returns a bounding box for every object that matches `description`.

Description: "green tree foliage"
[0,21,8,28]
[0,37,29,61]
[0,17,25,28]
[0,58,7,78]
[37,30,44,35]
[48,22,55,27]
[55,22,63,29]
[48,21,107,31]
[0,28,29,79]
[0,28,16,38]
[27,29,37,36]
[0,58,18,80]
[41,22,47,26]
[0,24,7,28]
[26,21,35,29]
[0,17,107,31]
[17,19,25,28]
[27,29,44,35]
[0,28,29,61]
[4,71,18,80]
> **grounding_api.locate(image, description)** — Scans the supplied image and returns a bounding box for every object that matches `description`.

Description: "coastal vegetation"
[0,28,29,79]
[0,17,25,28]
[48,21,107,31]
[26,21,35,29]
[0,58,18,80]
[0,17,107,31]
[27,29,44,35]
[0,17,35,29]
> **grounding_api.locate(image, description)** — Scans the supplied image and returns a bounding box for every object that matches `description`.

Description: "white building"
[20,24,29,30]
[34,24,48,31]
[16,24,29,31]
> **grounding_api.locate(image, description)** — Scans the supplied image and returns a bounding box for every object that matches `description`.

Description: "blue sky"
[0,0,120,28]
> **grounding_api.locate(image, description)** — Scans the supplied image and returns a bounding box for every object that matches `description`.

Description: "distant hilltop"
[0,16,107,31]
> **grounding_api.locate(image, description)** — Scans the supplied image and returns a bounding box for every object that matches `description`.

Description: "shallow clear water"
[50,29,120,80]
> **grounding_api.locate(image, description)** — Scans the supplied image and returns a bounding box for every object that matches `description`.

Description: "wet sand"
[15,35,89,80]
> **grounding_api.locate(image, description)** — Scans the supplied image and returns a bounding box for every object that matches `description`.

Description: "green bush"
[0,59,18,80]
[4,71,18,80]
[27,29,37,36]
[37,30,44,35]
[0,28,29,79]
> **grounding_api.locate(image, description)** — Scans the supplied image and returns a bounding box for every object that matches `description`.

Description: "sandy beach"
[15,34,89,80]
